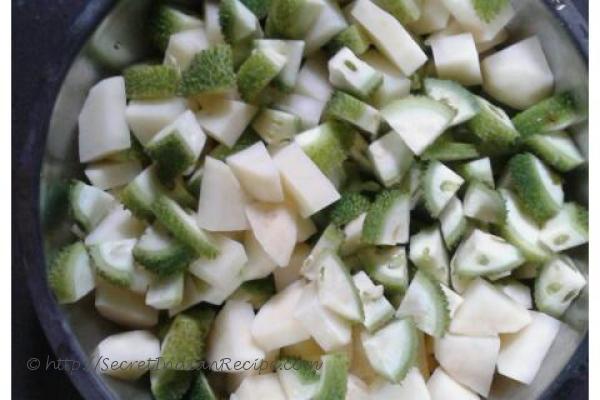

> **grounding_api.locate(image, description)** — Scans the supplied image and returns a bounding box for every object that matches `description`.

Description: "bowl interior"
[39,0,588,399]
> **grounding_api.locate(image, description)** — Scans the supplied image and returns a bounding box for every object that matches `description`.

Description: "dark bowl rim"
[12,1,588,399]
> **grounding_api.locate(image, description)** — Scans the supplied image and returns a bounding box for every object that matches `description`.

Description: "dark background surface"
[12,0,589,399]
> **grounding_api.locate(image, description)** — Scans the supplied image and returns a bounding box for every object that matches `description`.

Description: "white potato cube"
[431,33,482,86]
[206,300,266,373]
[482,36,554,109]
[92,330,160,380]
[78,77,131,162]
[251,282,311,352]
[497,311,561,384]
[195,100,258,147]
[125,98,188,145]
[245,202,298,267]
[197,157,250,231]
[226,142,284,203]
[349,0,427,76]
[272,142,340,218]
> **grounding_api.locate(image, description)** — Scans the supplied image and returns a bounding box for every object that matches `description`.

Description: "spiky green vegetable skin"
[146,132,197,183]
[525,133,585,173]
[69,180,114,231]
[241,0,271,18]
[230,277,276,308]
[149,5,200,51]
[324,91,366,124]
[120,170,195,221]
[513,91,588,137]
[219,0,239,43]
[326,25,370,56]
[265,0,319,39]
[179,45,236,97]
[151,196,219,258]
[362,188,405,245]
[443,217,467,251]
[313,353,349,400]
[564,202,589,237]
[69,181,92,230]
[237,51,284,102]
[187,372,218,400]
[508,153,562,224]
[330,192,371,226]
[421,138,480,161]
[359,246,409,293]
[471,0,510,22]
[89,241,136,287]
[161,307,216,370]
[150,368,193,400]
[265,0,299,37]
[297,121,356,184]
[133,240,193,278]
[123,64,179,100]
[466,97,520,150]
[411,272,450,338]
[209,129,261,161]
[498,193,550,263]
[47,242,91,303]
[375,0,421,24]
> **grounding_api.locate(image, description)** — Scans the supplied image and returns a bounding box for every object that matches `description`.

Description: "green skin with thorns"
[299,122,356,182]
[375,0,421,25]
[160,307,216,370]
[151,196,219,258]
[525,133,584,173]
[314,353,349,400]
[471,0,509,22]
[415,272,450,338]
[466,100,520,149]
[146,133,196,183]
[123,64,180,100]
[421,138,480,161]
[329,192,371,226]
[508,153,562,224]
[513,91,587,137]
[179,45,236,97]
[151,368,194,400]
[219,0,239,44]
[133,242,194,278]
[186,372,218,400]
[266,0,318,39]
[47,242,89,303]
[362,188,407,244]
[237,51,283,102]
[325,91,367,125]
[149,5,198,51]
[326,25,371,56]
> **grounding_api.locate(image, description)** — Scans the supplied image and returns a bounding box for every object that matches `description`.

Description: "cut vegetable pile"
[48,0,588,398]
